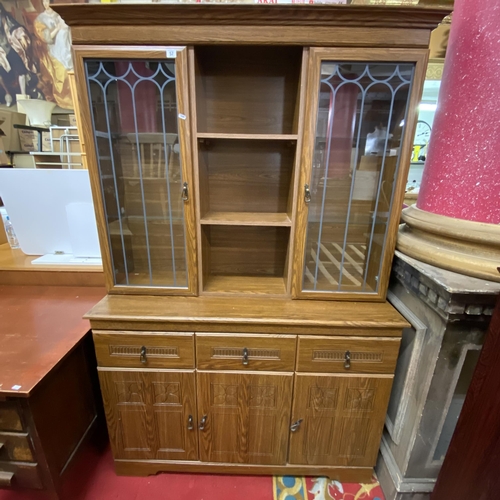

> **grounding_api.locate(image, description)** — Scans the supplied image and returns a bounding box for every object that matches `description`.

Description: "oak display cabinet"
[57,3,448,480]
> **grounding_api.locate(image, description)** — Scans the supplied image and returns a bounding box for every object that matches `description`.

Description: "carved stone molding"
[397,205,500,283]
[391,250,500,322]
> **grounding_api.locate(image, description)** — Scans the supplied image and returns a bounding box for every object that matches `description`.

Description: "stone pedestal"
[376,251,500,500]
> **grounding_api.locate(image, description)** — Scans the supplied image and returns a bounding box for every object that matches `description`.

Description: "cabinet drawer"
[0,402,23,432]
[297,336,401,374]
[0,432,34,462]
[0,461,42,489]
[93,331,194,368]
[196,334,296,371]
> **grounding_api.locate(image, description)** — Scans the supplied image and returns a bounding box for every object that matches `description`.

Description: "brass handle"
[199,415,207,431]
[290,418,303,432]
[242,347,249,366]
[182,182,189,202]
[187,415,194,430]
[304,184,311,204]
[344,350,351,370]
[140,346,147,364]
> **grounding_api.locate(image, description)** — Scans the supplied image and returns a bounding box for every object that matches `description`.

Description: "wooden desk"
[0,243,104,287]
[0,285,106,499]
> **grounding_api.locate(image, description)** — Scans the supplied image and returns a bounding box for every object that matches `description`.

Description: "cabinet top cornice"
[54,3,449,31]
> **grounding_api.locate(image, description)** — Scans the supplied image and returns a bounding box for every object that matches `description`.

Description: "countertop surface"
[87,293,410,330]
[0,285,106,397]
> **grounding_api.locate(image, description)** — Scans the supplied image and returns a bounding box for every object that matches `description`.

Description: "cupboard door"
[197,371,293,465]
[98,369,198,460]
[293,48,427,300]
[74,46,197,294]
[289,374,393,467]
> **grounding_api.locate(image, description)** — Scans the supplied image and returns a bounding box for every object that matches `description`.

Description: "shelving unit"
[62,0,448,483]
[192,45,304,296]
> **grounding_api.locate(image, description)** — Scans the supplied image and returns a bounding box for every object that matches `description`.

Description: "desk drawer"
[0,461,42,489]
[0,402,23,432]
[0,432,34,462]
[93,331,194,369]
[297,336,401,374]
[196,334,296,371]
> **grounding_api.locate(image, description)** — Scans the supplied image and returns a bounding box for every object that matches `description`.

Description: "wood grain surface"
[0,432,34,462]
[98,369,198,461]
[85,294,408,331]
[0,285,105,396]
[297,336,401,374]
[196,334,296,371]
[194,46,301,135]
[94,331,194,369]
[197,370,293,465]
[54,4,449,30]
[288,373,393,467]
[114,458,374,482]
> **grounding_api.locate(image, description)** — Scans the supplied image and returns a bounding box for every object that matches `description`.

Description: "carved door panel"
[288,374,393,466]
[99,370,198,460]
[197,371,293,465]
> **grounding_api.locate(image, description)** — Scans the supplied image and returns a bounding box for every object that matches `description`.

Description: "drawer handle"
[290,418,303,432]
[0,471,14,487]
[140,346,147,364]
[242,347,249,366]
[199,415,207,431]
[0,441,4,450]
[187,415,194,430]
[344,350,351,370]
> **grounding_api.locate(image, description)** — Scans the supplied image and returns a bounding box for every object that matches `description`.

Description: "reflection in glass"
[86,59,187,288]
[303,62,414,293]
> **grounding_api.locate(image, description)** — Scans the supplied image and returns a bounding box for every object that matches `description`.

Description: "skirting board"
[115,460,374,482]
[378,435,436,494]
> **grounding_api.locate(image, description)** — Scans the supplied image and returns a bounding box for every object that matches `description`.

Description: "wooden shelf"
[203,275,286,296]
[200,212,291,227]
[197,133,298,141]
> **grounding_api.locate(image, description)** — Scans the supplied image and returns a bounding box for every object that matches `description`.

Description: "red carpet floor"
[0,443,385,500]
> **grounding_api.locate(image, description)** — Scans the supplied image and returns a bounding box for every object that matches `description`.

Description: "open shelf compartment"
[201,225,290,295]
[197,138,296,219]
[194,46,302,135]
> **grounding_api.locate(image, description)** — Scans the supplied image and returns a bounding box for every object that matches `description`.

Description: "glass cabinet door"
[75,47,196,293]
[294,48,425,300]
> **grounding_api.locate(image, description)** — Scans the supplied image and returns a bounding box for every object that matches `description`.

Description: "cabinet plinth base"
[114,459,374,482]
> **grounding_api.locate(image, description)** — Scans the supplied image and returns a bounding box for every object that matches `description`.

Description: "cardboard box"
[0,109,26,151]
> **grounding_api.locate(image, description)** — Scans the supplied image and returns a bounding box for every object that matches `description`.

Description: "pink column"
[417,0,500,224]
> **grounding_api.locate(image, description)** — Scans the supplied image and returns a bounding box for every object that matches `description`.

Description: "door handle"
[304,184,311,204]
[187,415,194,430]
[182,182,189,202]
[140,346,147,364]
[290,418,303,432]
[199,415,207,431]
